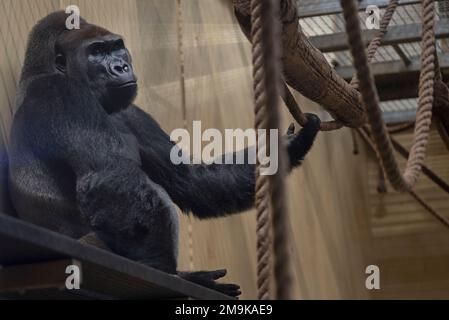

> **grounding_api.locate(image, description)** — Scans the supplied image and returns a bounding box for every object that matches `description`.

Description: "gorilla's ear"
[55,53,66,73]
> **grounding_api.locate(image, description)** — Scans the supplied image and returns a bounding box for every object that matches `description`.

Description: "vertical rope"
[176,0,188,130]
[176,0,194,271]
[251,0,272,300]
[251,0,294,300]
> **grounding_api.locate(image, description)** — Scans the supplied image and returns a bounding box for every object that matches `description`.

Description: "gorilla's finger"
[215,283,242,297]
[287,123,295,135]
[218,283,240,291]
[210,269,227,280]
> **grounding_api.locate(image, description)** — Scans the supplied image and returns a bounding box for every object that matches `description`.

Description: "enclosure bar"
[392,44,412,66]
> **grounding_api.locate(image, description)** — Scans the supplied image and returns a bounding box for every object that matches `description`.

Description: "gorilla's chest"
[118,132,141,165]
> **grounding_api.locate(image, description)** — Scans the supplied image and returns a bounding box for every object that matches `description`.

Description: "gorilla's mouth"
[115,81,137,88]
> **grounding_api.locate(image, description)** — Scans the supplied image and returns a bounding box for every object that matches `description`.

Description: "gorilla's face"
[56,29,138,114]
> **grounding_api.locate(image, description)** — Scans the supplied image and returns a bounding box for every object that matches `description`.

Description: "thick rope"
[390,136,449,195]
[251,0,271,299]
[251,0,294,300]
[341,0,436,191]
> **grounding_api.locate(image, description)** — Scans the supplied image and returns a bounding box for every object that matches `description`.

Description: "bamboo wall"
[0,0,371,299]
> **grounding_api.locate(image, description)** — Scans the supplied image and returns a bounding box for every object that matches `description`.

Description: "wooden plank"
[336,54,449,101]
[0,215,233,300]
[0,259,78,293]
[310,19,449,53]
[297,0,423,18]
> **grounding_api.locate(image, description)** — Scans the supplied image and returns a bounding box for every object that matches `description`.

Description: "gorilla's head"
[21,11,138,114]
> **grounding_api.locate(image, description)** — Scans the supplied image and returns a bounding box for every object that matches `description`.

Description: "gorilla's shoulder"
[18,74,82,113]
[25,74,69,100]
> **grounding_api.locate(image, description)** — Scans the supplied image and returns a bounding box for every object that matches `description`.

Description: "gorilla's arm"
[114,106,320,219]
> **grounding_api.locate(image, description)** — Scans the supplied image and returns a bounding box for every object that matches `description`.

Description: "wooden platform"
[0,214,233,300]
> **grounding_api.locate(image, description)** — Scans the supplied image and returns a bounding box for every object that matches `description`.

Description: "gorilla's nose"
[111,61,131,76]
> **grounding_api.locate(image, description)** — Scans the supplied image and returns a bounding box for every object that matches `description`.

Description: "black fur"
[8,11,320,297]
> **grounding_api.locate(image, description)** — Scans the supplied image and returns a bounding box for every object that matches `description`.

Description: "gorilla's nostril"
[113,64,130,74]
[113,65,123,73]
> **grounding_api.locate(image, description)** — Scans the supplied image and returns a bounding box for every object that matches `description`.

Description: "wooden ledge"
[0,214,233,300]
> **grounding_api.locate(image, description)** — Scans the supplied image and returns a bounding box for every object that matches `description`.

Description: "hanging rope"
[251,0,295,300]
[341,0,436,192]
[390,136,449,195]
[176,0,194,271]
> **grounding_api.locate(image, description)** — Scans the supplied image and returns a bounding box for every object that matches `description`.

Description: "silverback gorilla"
[8,11,320,297]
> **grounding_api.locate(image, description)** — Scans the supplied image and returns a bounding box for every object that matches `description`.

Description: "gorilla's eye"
[113,42,123,51]
[112,40,126,54]
[90,44,106,57]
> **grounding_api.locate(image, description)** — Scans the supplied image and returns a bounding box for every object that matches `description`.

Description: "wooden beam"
[310,19,449,53]
[336,54,449,101]
[336,54,449,80]
[0,214,233,300]
[297,0,425,18]
[392,44,411,66]
[0,259,80,293]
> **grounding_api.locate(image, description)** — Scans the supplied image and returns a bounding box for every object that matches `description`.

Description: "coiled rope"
[251,0,294,299]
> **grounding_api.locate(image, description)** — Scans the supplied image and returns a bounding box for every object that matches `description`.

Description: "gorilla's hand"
[286,113,321,168]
